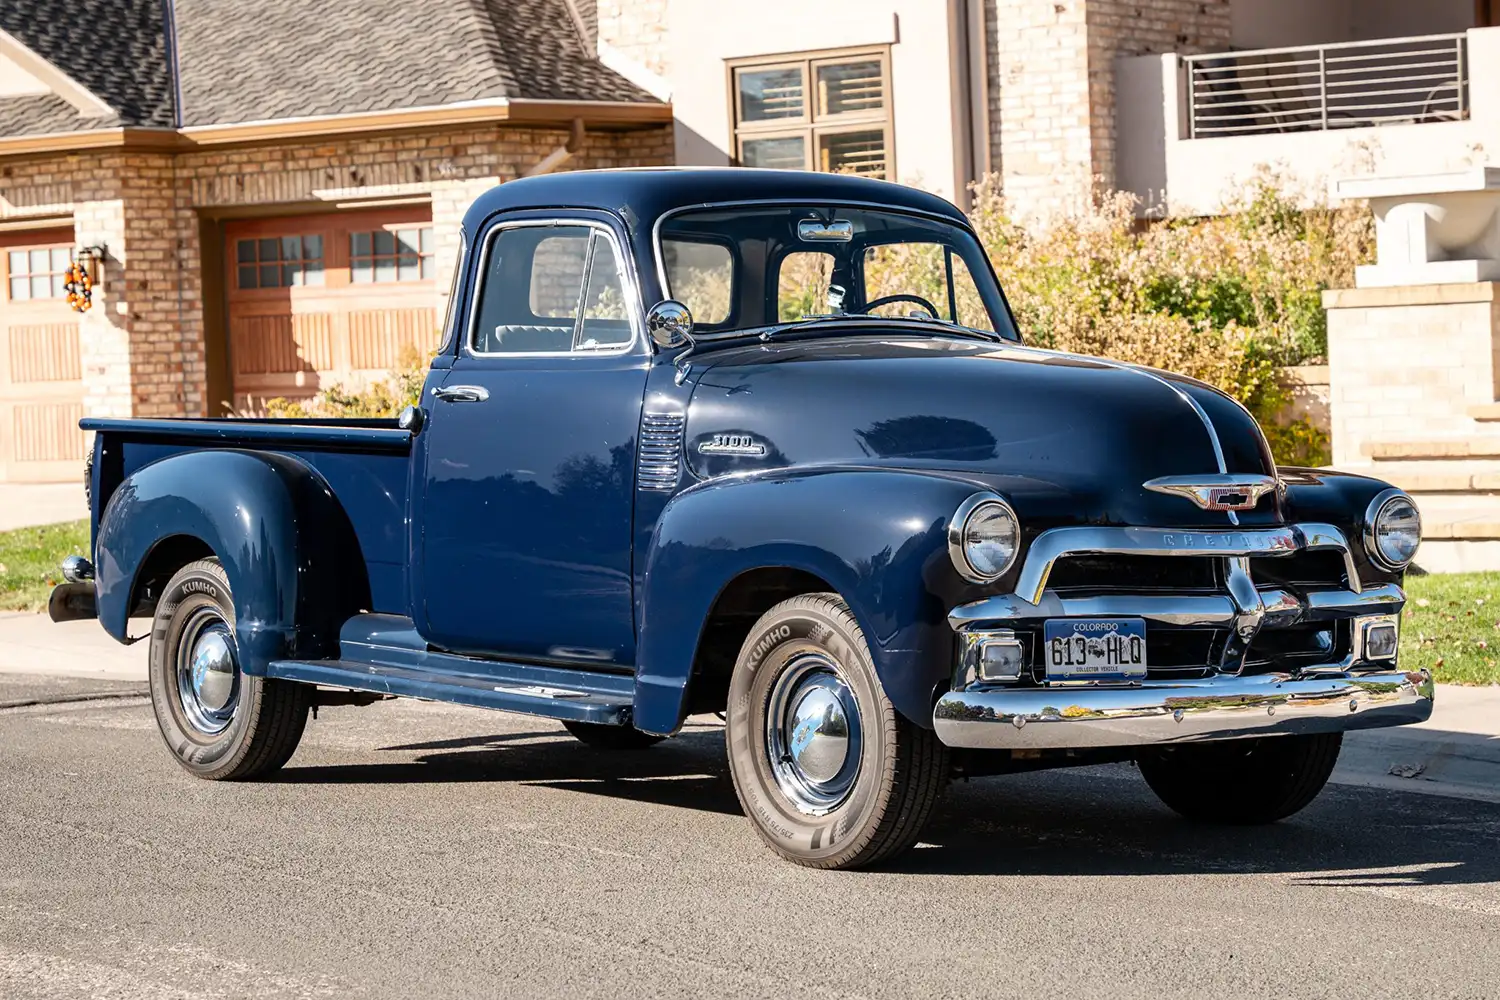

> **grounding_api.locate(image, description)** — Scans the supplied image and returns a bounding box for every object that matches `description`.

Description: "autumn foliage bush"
[969,169,1372,466]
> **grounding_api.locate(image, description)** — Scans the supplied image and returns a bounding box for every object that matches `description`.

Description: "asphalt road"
[2,673,1497,1000]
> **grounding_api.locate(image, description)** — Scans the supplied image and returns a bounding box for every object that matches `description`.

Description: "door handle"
[431,385,490,403]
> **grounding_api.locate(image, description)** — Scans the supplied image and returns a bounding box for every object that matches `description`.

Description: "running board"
[265,657,634,725]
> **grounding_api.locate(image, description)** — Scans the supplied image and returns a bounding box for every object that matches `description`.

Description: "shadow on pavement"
[272,722,1500,884]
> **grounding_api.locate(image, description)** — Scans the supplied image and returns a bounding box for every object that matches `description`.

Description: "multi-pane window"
[731,50,891,178]
[236,235,324,289]
[7,246,71,300]
[351,227,435,284]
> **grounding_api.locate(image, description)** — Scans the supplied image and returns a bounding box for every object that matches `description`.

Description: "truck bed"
[85,416,414,614]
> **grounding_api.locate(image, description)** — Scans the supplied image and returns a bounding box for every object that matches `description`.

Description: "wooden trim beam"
[0,100,672,160]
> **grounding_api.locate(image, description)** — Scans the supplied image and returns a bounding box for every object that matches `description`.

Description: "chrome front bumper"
[935,522,1432,750]
[933,669,1433,749]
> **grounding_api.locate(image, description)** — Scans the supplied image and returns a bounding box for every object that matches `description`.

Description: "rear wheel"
[725,593,949,869]
[1136,733,1342,824]
[148,559,311,780]
[562,719,664,750]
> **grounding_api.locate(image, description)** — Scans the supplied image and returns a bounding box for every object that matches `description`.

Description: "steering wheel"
[862,293,941,318]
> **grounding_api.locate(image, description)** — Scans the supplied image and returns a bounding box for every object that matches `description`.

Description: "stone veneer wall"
[595,0,671,80]
[1324,283,1500,467]
[985,0,1229,220]
[0,123,673,420]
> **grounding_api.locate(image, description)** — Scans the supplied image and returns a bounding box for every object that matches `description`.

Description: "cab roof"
[460,168,970,236]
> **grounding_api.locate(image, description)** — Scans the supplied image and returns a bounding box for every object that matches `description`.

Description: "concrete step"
[1366,438,1500,460]
[1468,403,1500,421]
[1349,459,1500,494]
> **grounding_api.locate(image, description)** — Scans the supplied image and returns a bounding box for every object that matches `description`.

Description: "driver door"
[419,216,650,668]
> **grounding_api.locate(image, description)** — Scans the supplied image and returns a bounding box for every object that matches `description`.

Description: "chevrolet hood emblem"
[1142,475,1279,512]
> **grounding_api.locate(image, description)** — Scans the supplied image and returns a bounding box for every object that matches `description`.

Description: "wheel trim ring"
[174,606,241,736]
[763,651,863,816]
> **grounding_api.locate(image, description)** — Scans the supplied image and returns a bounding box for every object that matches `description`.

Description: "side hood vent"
[638,411,686,492]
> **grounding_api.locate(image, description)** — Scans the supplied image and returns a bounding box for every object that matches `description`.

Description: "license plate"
[1043,618,1147,681]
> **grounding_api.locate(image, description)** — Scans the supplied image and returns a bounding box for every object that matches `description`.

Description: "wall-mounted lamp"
[65,244,105,313]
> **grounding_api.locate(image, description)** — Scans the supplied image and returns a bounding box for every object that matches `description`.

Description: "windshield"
[657,205,1018,339]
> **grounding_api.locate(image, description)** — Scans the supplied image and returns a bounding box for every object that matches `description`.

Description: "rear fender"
[633,469,984,734]
[94,449,369,674]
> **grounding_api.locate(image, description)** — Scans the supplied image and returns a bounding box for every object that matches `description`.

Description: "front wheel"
[725,593,949,869]
[148,559,311,780]
[1136,733,1342,824]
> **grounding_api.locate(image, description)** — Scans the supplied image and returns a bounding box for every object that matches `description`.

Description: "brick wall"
[991,0,1093,219]
[1083,0,1230,197]
[0,122,672,423]
[986,0,1229,221]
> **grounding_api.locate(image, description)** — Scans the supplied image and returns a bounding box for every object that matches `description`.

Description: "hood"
[682,334,1281,530]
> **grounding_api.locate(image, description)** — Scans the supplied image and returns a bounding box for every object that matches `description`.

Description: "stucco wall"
[1117,27,1500,217]
[663,0,969,202]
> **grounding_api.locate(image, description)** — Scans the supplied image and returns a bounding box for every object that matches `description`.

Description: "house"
[1,0,1495,488]
[0,0,671,483]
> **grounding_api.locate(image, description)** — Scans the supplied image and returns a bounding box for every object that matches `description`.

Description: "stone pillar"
[986,0,1229,221]
[1325,169,1500,571]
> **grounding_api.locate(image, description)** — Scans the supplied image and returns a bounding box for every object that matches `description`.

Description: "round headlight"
[948,493,1021,583]
[1365,490,1421,570]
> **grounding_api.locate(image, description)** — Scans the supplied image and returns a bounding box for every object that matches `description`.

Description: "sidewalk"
[0,483,88,532]
[0,609,1494,802]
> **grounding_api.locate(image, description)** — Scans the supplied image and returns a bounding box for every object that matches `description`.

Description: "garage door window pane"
[236,240,256,264]
[238,265,258,289]
[350,226,434,283]
[260,264,279,287]
[6,245,69,301]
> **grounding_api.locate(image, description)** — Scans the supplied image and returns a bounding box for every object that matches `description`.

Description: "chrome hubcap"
[765,653,862,815]
[175,610,239,735]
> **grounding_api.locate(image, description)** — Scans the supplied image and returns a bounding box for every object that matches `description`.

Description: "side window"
[471,224,635,355]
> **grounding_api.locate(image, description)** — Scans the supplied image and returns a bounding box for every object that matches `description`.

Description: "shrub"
[264,345,429,419]
[966,169,1370,466]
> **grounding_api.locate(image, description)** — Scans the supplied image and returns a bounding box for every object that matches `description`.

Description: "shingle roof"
[0,0,658,139]
[0,0,173,131]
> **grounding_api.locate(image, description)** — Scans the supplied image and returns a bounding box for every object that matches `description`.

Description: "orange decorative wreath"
[64,260,92,313]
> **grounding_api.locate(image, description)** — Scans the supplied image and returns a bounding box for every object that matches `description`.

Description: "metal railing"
[1185,33,1469,139]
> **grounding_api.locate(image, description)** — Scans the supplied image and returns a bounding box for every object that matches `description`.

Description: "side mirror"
[646,299,694,349]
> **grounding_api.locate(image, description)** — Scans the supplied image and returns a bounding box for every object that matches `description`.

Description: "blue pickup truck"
[52,168,1432,869]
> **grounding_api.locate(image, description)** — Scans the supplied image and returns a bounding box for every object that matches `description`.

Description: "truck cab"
[53,169,1433,869]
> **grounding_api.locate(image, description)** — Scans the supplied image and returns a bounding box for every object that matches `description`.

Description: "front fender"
[94,449,369,674]
[633,468,987,734]
[1280,466,1405,586]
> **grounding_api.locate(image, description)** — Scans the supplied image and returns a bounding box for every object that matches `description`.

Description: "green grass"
[0,519,89,613]
[1401,571,1500,686]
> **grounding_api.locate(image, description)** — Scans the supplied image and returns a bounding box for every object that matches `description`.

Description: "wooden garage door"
[225,207,439,412]
[0,228,85,483]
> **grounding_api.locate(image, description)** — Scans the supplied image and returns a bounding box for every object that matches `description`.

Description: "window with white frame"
[730,49,891,178]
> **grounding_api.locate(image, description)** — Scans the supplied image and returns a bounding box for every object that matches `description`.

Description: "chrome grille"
[637,412,685,492]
